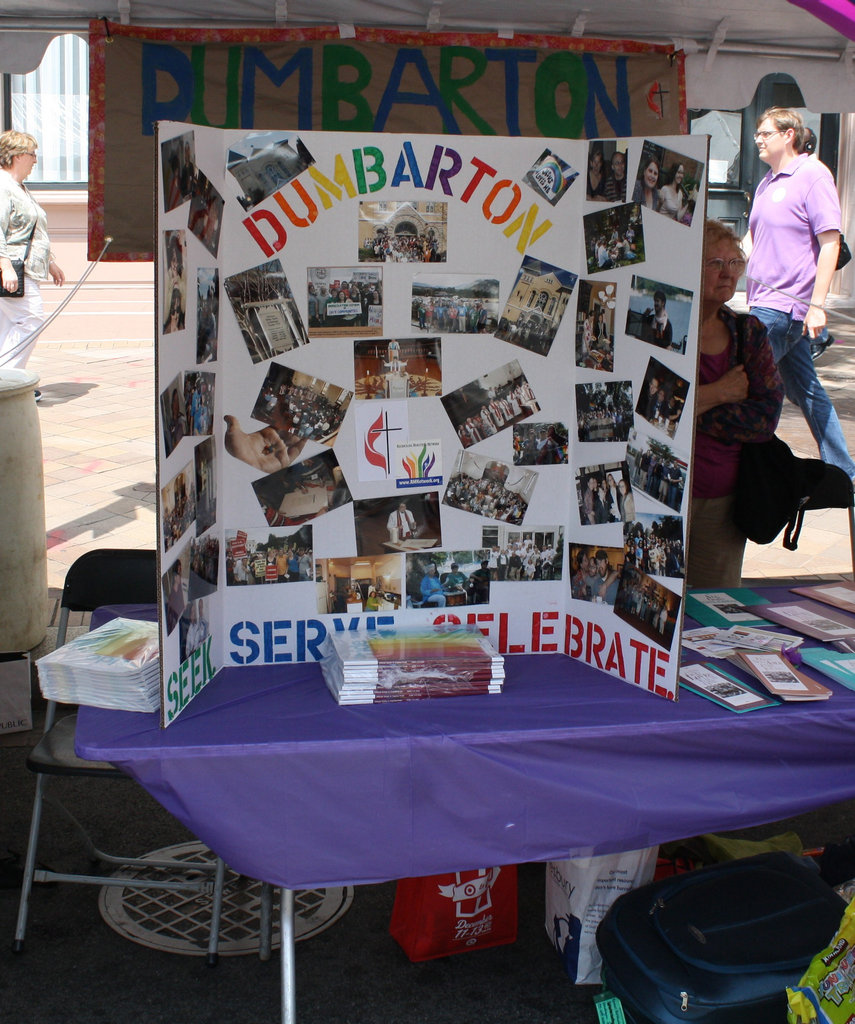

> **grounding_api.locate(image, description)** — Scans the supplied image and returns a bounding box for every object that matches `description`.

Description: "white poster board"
[156,123,708,725]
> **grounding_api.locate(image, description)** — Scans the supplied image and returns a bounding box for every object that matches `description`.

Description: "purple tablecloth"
[75,597,855,890]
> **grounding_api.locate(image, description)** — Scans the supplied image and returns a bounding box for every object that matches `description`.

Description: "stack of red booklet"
[319,624,505,705]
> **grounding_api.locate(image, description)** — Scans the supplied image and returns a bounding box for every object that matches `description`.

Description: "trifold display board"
[156,122,708,726]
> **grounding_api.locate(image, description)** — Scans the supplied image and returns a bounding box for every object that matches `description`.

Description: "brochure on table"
[155,122,708,726]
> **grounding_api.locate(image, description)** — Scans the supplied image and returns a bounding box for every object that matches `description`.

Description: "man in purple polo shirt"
[747,106,855,479]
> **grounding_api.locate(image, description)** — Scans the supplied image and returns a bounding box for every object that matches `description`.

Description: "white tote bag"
[545,846,658,984]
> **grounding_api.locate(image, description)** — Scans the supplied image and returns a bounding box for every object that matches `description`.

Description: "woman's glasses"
[705,257,746,274]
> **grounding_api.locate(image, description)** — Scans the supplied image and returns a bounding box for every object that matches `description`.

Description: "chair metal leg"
[12,772,49,953]
[281,888,296,1024]
[259,881,273,962]
[206,856,226,967]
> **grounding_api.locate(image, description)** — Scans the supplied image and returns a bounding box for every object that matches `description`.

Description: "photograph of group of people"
[161,462,197,553]
[358,201,448,263]
[513,422,568,466]
[405,551,494,608]
[625,275,693,355]
[584,203,645,274]
[251,450,352,528]
[353,337,442,400]
[623,514,685,580]
[442,359,540,449]
[614,563,681,648]
[443,451,537,525]
[194,437,216,536]
[634,358,690,439]
[224,258,309,362]
[576,380,634,443]
[575,462,636,526]
[631,141,703,227]
[307,267,383,336]
[575,279,616,372]
[224,526,313,585]
[251,363,352,447]
[353,493,442,556]
[568,544,624,605]
[625,428,688,514]
[479,526,564,582]
[410,274,500,334]
[493,255,577,357]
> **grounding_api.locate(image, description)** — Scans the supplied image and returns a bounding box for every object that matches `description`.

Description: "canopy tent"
[0,0,853,112]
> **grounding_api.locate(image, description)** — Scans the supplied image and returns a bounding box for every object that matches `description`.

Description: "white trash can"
[0,369,47,652]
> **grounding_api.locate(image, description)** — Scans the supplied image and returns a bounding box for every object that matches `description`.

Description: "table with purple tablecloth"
[75,596,855,893]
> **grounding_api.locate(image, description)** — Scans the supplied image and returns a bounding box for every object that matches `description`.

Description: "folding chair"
[13,548,226,963]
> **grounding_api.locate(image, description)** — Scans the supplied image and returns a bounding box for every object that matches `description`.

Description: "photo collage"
[156,125,707,709]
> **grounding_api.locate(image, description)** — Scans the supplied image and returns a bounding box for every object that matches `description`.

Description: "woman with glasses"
[0,130,65,384]
[746,106,855,479]
[687,220,783,587]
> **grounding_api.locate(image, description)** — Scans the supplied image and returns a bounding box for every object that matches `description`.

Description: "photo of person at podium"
[387,501,417,543]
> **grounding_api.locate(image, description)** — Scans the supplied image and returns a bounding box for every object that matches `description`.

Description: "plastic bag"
[787,897,855,1023]
[545,846,658,985]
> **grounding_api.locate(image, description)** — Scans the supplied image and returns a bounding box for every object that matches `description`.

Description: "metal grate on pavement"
[98,842,353,956]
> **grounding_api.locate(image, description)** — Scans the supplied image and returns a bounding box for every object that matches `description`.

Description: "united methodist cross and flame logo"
[364,408,403,474]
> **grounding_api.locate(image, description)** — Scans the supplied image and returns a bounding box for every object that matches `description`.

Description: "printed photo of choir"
[441,359,540,449]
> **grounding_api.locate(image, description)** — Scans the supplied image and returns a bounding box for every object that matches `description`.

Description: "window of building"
[7,33,88,186]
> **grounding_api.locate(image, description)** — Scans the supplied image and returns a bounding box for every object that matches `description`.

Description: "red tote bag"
[389,865,518,962]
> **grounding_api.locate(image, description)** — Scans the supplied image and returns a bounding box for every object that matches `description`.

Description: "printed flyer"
[156,123,707,725]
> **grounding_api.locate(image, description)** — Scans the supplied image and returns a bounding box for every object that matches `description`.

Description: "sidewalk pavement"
[28,298,855,599]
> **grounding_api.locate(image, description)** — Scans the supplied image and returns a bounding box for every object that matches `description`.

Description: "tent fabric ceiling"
[0,0,853,112]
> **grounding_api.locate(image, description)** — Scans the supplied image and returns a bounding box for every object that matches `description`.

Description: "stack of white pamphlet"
[319,624,504,705]
[37,617,160,712]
